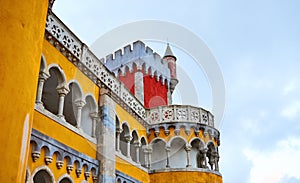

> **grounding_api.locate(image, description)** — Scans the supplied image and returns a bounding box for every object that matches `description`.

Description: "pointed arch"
[120,122,130,156]
[57,174,74,183]
[130,130,139,162]
[189,137,206,168]
[151,138,167,170]
[139,136,147,167]
[64,81,84,126]
[31,165,55,183]
[42,65,68,115]
[81,94,98,136]
[169,136,187,168]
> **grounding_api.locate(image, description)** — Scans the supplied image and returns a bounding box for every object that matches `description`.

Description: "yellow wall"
[116,156,150,183]
[33,111,96,158]
[150,172,222,183]
[0,0,48,182]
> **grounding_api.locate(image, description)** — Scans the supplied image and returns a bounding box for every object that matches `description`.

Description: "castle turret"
[163,44,178,93]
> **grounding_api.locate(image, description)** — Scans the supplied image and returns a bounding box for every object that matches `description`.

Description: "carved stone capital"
[74,99,86,108]
[56,85,69,96]
[185,145,192,152]
[125,136,132,143]
[39,71,50,81]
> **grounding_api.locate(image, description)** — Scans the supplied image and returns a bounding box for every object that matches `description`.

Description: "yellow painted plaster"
[0,0,48,181]
[116,156,150,183]
[150,171,222,183]
[33,111,96,158]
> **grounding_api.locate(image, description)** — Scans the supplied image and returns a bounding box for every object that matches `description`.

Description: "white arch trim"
[189,137,205,147]
[31,165,55,183]
[47,63,68,88]
[57,174,74,183]
[84,93,98,112]
[167,136,188,147]
[67,80,84,101]
[149,137,167,146]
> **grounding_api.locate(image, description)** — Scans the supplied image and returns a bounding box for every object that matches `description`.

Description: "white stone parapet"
[147,105,214,127]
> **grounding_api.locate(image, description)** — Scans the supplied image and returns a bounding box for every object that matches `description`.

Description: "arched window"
[190,138,205,168]
[63,82,83,126]
[139,137,147,167]
[42,67,61,115]
[130,130,139,162]
[33,170,52,183]
[151,139,167,169]
[169,137,186,168]
[120,123,130,156]
[81,95,97,136]
[59,178,72,183]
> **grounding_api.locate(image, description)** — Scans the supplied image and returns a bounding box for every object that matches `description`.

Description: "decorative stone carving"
[56,161,64,169]
[76,169,82,178]
[44,156,52,165]
[32,151,40,162]
[67,165,73,174]
[84,172,90,179]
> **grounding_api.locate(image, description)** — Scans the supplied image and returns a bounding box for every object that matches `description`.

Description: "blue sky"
[54,1,300,182]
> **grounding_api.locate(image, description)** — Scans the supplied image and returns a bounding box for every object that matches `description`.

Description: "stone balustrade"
[147,105,214,127]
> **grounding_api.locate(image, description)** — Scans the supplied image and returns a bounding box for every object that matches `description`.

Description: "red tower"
[105,41,178,108]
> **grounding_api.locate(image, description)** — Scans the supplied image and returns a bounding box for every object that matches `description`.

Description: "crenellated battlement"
[105,41,171,85]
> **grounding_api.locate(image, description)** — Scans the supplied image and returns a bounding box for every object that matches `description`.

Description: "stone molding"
[30,129,99,179]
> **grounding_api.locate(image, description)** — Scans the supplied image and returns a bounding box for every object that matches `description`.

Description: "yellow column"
[0,0,48,182]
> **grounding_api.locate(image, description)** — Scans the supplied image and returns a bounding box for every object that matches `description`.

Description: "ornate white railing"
[45,12,146,119]
[45,12,214,128]
[147,105,214,127]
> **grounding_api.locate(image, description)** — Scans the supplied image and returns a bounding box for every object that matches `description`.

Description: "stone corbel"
[44,156,52,165]
[56,161,64,169]
[67,165,73,174]
[32,151,40,162]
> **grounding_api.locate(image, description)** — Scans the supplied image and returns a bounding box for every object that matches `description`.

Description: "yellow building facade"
[0,1,222,182]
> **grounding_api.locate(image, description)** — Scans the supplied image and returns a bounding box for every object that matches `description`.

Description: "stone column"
[202,148,208,168]
[214,152,219,171]
[90,112,98,138]
[185,145,192,168]
[148,147,153,170]
[208,153,214,170]
[35,71,49,107]
[165,146,171,168]
[115,128,122,152]
[134,70,144,105]
[56,86,69,120]
[97,87,116,182]
[143,146,148,168]
[125,136,132,158]
[74,100,85,128]
[134,142,141,164]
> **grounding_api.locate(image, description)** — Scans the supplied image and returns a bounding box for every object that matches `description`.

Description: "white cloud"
[243,137,300,183]
[283,80,297,96]
[281,101,300,120]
